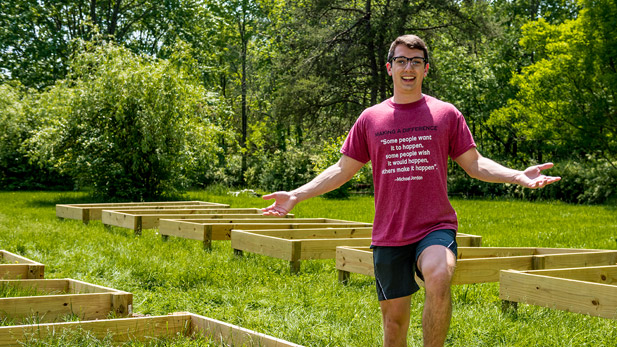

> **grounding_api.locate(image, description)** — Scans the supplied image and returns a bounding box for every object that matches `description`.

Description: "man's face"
[386,45,428,100]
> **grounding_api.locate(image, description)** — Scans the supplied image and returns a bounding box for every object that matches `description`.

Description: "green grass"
[0,190,616,346]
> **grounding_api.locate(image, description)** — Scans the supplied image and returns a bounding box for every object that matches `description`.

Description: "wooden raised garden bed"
[0,251,44,280]
[101,208,279,235]
[56,201,229,224]
[231,228,482,273]
[0,278,132,323]
[160,218,373,250]
[499,265,617,319]
[0,311,302,346]
[336,246,617,284]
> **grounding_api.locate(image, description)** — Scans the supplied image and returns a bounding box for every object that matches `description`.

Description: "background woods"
[0,0,615,203]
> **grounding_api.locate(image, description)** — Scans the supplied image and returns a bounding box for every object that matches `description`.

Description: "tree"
[0,0,219,89]
[488,0,616,167]
[27,41,231,200]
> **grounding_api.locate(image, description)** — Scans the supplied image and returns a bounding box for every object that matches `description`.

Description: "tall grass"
[0,190,615,346]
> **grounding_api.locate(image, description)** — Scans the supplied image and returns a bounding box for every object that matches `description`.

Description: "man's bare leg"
[417,245,457,347]
[380,295,411,347]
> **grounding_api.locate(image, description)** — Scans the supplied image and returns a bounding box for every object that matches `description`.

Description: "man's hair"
[387,35,429,62]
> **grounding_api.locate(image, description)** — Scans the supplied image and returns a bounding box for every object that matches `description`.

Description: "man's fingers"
[530,175,561,189]
[536,162,555,171]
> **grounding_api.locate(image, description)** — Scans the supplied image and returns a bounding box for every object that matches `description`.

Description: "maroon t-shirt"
[341,95,476,246]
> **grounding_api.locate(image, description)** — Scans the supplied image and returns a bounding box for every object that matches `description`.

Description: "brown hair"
[387,35,429,62]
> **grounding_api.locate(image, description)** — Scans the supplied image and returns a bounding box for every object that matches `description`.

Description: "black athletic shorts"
[372,229,457,301]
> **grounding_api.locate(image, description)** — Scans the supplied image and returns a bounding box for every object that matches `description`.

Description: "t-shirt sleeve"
[449,109,477,159]
[340,114,371,164]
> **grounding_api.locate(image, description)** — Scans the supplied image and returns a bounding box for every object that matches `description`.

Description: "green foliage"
[448,157,616,204]
[256,141,315,191]
[313,135,374,199]
[0,0,221,90]
[27,41,231,200]
[0,83,71,190]
[488,0,617,167]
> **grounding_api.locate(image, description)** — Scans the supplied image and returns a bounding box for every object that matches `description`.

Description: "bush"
[313,135,374,199]
[447,157,617,204]
[257,142,315,192]
[27,41,230,200]
[0,83,71,190]
[529,158,616,204]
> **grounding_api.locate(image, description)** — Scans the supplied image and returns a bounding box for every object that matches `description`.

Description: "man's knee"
[418,246,456,290]
[380,296,411,325]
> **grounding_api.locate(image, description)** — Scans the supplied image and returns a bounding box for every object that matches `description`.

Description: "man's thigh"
[373,243,418,301]
[416,229,457,282]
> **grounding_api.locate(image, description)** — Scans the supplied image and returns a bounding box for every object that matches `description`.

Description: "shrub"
[257,141,315,192]
[27,41,230,200]
[313,135,374,199]
[0,83,71,190]
[447,157,616,204]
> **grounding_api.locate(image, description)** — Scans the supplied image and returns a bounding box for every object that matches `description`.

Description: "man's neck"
[392,92,423,104]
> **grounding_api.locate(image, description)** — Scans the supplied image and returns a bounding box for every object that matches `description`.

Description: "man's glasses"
[391,56,426,68]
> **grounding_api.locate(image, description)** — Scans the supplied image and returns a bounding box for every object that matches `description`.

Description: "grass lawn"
[0,190,615,346]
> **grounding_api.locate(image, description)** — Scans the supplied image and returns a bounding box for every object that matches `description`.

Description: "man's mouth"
[402,76,416,81]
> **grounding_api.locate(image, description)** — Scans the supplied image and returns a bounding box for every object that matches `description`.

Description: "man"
[262,35,560,347]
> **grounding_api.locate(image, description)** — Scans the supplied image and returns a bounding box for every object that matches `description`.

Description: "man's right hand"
[261,191,298,216]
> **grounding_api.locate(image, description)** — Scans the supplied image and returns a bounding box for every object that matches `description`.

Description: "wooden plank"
[536,251,617,270]
[67,278,128,294]
[0,314,190,345]
[107,208,263,215]
[55,201,229,222]
[456,233,483,247]
[534,247,610,254]
[454,256,534,284]
[187,312,303,346]
[1,251,42,265]
[499,269,617,319]
[90,203,229,220]
[0,293,119,321]
[102,212,290,231]
[235,227,373,239]
[0,313,303,346]
[231,231,295,261]
[0,251,44,279]
[159,219,210,241]
[457,247,537,258]
[232,230,478,273]
[0,265,32,280]
[55,205,87,222]
[163,218,368,224]
[0,279,69,292]
[160,220,372,242]
[336,246,374,277]
[300,238,372,260]
[138,214,292,230]
[335,246,617,284]
[101,211,140,230]
[0,279,132,322]
[512,265,617,284]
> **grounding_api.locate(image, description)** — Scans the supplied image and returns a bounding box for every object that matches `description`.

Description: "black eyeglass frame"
[389,56,427,67]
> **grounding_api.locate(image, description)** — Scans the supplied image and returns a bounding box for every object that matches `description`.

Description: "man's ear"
[424,63,430,76]
[386,62,392,76]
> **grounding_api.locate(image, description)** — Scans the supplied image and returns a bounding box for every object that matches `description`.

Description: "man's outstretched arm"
[454,148,561,188]
[262,155,365,216]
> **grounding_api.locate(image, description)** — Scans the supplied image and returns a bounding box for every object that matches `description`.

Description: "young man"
[262,35,560,347]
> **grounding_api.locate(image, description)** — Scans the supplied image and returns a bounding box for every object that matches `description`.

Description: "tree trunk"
[240,2,248,183]
[365,0,378,105]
